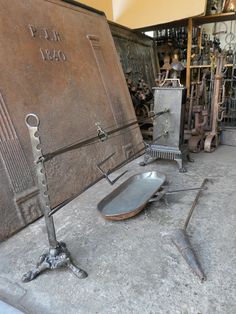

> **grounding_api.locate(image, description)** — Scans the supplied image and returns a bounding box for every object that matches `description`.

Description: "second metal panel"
[153,87,185,148]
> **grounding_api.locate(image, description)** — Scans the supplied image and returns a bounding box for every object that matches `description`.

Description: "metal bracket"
[96,152,128,185]
[95,122,108,142]
[149,108,170,119]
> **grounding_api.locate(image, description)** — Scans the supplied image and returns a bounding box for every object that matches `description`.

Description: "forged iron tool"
[204,54,225,152]
[22,113,88,282]
[171,178,210,282]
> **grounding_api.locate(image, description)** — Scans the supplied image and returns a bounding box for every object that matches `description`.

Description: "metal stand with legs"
[22,113,87,282]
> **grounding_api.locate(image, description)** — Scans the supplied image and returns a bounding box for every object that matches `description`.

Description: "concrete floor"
[0,145,235,314]
[0,301,24,314]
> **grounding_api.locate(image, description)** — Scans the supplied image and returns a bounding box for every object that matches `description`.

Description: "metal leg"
[139,153,152,166]
[186,153,194,162]
[175,158,187,173]
[22,242,87,282]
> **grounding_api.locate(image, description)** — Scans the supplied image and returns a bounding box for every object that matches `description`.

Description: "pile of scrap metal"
[154,19,236,152]
[191,29,221,67]
[155,27,189,68]
[126,76,154,140]
[110,21,159,141]
[187,52,235,152]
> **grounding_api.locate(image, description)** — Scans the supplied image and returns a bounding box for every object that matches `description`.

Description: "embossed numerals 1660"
[40,48,66,62]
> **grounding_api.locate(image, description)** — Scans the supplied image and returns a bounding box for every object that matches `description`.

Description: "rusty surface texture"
[0,0,143,241]
[110,22,159,88]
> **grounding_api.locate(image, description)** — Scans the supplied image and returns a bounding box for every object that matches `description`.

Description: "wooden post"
[197,26,202,82]
[186,18,193,97]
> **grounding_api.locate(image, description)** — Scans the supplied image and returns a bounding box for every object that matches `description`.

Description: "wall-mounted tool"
[204,54,225,152]
[188,78,209,152]
[222,48,236,130]
[171,178,210,282]
[96,152,128,185]
[22,113,88,282]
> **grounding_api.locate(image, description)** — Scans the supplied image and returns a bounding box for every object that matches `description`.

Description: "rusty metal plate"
[0,0,143,241]
[110,22,159,88]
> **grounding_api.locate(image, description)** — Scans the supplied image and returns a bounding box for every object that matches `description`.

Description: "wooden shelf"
[193,12,236,25]
[186,12,235,96]
[142,12,236,32]
[135,11,236,96]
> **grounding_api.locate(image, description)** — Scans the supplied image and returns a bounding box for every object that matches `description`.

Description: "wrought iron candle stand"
[22,113,87,282]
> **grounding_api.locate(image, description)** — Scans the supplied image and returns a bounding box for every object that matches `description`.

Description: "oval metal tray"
[97,171,166,220]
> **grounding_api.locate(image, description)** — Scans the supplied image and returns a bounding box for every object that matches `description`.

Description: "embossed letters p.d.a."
[28,25,67,62]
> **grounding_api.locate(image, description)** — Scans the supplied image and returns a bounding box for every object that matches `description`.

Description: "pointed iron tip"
[171,228,206,282]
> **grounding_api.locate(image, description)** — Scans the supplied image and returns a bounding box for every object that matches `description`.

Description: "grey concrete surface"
[0,145,235,314]
[0,300,24,314]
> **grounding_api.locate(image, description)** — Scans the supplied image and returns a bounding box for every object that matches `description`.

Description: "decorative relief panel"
[0,0,143,241]
[0,92,41,239]
[110,22,159,88]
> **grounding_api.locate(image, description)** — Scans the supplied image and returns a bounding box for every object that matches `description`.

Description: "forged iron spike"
[171,229,206,282]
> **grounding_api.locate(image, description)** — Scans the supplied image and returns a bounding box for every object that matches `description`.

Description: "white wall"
[202,20,236,51]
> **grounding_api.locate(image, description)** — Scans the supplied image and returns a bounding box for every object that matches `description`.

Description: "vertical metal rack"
[22,113,88,282]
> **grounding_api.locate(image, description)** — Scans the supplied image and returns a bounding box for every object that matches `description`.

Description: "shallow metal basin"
[97,171,166,220]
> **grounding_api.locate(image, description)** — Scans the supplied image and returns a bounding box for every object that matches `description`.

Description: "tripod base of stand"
[22,242,88,282]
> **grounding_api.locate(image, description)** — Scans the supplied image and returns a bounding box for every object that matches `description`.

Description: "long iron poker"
[171,178,209,282]
[182,178,209,231]
[167,186,207,195]
[148,186,207,203]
